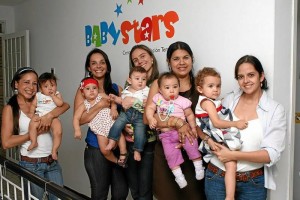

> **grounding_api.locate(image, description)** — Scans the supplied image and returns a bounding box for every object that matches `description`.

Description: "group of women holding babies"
[1,40,286,200]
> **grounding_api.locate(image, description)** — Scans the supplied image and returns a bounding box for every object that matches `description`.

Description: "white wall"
[0,6,15,33]
[294,0,300,199]
[6,0,294,199]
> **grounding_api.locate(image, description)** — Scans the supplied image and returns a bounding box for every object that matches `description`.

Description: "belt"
[86,144,99,150]
[207,163,264,182]
[21,155,54,165]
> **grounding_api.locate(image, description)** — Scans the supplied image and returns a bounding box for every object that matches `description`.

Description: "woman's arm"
[213,143,271,163]
[1,105,30,149]
[74,87,109,125]
[184,107,197,137]
[39,101,70,130]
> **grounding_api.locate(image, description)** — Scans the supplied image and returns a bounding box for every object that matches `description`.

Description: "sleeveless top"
[19,111,52,157]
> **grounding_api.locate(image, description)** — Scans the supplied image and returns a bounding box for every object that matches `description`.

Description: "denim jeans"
[109,108,146,152]
[84,145,128,200]
[19,160,63,200]
[125,141,155,200]
[205,166,267,200]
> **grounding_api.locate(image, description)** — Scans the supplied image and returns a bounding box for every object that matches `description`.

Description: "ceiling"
[0,0,26,6]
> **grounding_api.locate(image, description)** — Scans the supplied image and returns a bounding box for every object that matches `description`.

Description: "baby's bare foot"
[134,151,141,161]
[27,142,38,151]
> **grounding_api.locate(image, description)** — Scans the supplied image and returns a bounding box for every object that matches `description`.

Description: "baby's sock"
[172,168,187,188]
[194,160,205,180]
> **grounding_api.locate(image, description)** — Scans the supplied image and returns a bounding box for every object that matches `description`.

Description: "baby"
[28,72,64,160]
[146,72,204,189]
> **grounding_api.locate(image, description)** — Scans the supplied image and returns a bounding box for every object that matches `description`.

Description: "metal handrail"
[0,155,90,200]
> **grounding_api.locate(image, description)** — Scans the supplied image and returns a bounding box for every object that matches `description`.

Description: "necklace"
[157,95,175,121]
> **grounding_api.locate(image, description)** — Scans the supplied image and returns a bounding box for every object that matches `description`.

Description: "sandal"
[117,153,129,168]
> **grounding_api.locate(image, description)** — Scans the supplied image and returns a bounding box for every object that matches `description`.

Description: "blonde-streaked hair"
[195,67,221,88]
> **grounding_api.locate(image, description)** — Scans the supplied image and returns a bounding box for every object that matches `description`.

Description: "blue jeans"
[109,108,146,152]
[205,166,267,200]
[125,141,155,200]
[19,160,63,200]
[84,145,128,200]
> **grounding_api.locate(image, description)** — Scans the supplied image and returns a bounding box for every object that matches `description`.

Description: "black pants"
[84,145,128,200]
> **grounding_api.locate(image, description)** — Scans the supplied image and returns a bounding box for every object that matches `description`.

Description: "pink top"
[153,93,192,120]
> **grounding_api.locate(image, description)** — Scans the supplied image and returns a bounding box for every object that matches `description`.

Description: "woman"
[1,67,70,200]
[145,41,206,200]
[122,44,159,200]
[203,55,286,200]
[73,48,128,200]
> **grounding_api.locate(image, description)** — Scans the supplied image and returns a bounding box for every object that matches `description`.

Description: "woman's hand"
[177,121,196,145]
[101,96,111,108]
[122,97,135,110]
[39,113,53,131]
[213,143,234,163]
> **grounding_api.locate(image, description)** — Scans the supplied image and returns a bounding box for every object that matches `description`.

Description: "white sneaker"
[196,169,205,180]
[175,176,187,188]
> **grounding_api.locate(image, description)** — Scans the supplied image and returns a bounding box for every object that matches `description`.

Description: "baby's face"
[40,80,57,96]
[197,75,221,100]
[159,77,179,101]
[128,72,147,91]
[82,83,99,101]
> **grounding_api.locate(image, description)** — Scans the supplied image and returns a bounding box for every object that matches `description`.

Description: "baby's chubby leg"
[27,115,40,151]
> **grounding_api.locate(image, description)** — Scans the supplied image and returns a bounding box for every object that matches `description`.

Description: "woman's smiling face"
[88,53,107,79]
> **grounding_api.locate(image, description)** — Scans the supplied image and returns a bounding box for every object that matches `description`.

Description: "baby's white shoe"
[175,176,187,188]
[196,169,205,180]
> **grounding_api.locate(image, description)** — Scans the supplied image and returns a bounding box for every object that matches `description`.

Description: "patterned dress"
[84,94,114,137]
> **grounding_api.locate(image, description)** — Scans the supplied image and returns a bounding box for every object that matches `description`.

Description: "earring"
[260,82,263,87]
[14,89,18,94]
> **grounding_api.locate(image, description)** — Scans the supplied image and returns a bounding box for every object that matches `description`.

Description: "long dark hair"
[84,48,118,95]
[166,41,196,92]
[234,55,268,90]
[129,44,159,86]
[8,67,38,135]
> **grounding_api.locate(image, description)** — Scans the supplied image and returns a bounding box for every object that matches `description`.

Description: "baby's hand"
[74,130,82,140]
[149,118,157,130]
[236,120,248,130]
[207,138,219,151]
[110,108,119,120]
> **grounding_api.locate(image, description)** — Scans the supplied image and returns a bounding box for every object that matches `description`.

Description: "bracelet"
[203,135,210,143]
[174,118,180,128]
[178,120,187,129]
[166,117,171,128]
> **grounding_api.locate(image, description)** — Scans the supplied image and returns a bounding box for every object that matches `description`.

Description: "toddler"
[28,72,64,160]
[146,72,204,189]
[195,67,248,200]
[106,66,149,161]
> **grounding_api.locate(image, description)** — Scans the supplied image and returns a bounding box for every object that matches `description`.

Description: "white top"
[211,116,264,172]
[19,111,52,158]
[36,92,58,116]
[121,86,149,102]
